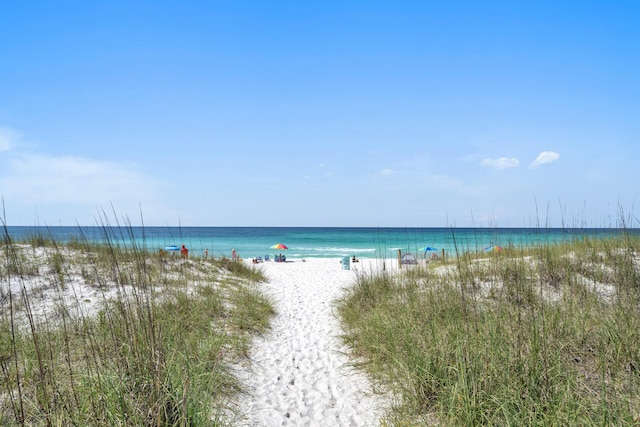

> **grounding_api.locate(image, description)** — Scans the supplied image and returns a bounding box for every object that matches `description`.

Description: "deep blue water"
[3,226,638,260]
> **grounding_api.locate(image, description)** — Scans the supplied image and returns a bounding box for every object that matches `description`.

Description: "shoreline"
[5,225,637,262]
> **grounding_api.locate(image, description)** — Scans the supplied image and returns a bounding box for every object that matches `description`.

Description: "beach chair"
[264,254,270,261]
[256,256,263,263]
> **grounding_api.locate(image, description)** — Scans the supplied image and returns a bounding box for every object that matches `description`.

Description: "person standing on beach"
[231,248,238,261]
[204,248,209,258]
[180,244,189,259]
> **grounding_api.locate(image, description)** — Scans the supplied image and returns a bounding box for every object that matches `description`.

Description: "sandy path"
[234,258,392,427]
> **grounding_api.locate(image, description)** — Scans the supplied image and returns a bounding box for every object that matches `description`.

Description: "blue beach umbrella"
[164,245,180,251]
[419,246,438,252]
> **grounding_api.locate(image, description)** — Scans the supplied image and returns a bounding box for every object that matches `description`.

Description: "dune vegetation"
[3,219,640,426]
[0,223,274,426]
[336,233,640,426]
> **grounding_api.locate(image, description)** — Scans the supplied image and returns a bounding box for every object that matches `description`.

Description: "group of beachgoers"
[164,245,271,263]
[252,253,287,263]
[159,245,190,258]
[169,245,369,266]
[160,245,227,261]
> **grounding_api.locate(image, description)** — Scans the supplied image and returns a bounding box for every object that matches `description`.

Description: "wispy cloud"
[367,168,395,181]
[317,162,333,178]
[0,126,19,151]
[481,157,520,170]
[1,153,168,209]
[530,151,560,168]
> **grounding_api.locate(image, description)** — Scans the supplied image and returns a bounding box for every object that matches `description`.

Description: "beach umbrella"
[419,246,438,252]
[164,246,180,251]
[270,243,288,250]
[484,245,503,252]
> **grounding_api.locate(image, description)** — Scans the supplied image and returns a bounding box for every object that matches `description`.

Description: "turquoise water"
[3,226,638,260]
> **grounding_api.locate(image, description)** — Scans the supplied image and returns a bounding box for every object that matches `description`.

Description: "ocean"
[3,226,638,260]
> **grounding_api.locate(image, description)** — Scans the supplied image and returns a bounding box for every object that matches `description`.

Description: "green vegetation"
[4,221,639,426]
[0,225,274,426]
[336,235,640,426]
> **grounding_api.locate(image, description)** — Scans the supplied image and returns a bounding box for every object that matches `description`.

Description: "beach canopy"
[419,246,438,252]
[271,243,288,250]
[401,253,418,264]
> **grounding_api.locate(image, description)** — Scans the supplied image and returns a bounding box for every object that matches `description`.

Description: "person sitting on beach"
[352,255,359,263]
[180,244,189,259]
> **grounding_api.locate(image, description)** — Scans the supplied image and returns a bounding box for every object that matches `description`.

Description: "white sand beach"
[234,257,397,427]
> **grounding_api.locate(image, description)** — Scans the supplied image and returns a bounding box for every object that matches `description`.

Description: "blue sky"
[1,1,638,227]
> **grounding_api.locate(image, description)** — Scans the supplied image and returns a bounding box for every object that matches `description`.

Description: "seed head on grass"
[0,220,275,426]
[336,232,640,426]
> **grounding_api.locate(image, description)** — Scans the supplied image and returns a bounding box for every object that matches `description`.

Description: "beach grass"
[0,223,274,426]
[336,233,640,426]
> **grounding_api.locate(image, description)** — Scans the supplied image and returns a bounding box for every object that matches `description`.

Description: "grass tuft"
[337,234,640,426]
[0,221,274,426]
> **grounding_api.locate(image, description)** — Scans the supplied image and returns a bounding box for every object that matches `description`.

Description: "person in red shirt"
[180,244,189,259]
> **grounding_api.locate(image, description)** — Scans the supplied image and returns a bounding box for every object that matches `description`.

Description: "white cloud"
[0,126,19,151]
[481,157,520,170]
[380,168,394,177]
[0,153,168,209]
[530,151,560,168]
